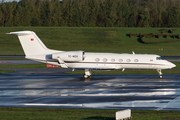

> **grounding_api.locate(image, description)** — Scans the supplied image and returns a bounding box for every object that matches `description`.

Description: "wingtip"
[5,31,33,35]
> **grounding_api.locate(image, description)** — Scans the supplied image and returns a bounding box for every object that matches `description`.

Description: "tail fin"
[8,31,59,56]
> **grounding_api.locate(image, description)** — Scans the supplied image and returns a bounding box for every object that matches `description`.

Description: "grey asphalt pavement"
[0,70,179,110]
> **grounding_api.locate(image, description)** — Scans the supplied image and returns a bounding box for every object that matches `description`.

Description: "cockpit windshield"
[156,57,164,60]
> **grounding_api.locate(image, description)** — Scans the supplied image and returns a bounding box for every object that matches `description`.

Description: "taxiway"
[0,70,180,111]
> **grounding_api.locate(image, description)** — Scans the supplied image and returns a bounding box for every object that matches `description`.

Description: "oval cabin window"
[134,59,139,62]
[126,59,131,62]
[103,58,107,62]
[95,58,100,62]
[111,59,115,62]
[119,59,123,62]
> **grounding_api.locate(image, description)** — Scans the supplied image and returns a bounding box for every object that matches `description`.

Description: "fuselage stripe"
[64,61,164,66]
[28,58,166,66]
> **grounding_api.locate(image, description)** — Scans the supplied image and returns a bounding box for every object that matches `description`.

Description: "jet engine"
[52,51,85,62]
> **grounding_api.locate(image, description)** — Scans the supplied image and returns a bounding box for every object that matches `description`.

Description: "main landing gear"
[157,69,163,79]
[83,69,92,79]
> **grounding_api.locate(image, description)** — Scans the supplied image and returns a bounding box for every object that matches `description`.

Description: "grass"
[0,64,47,73]
[0,107,179,120]
[0,58,26,60]
[132,110,180,120]
[118,28,180,55]
[1,27,180,55]
[0,70,16,73]
[0,64,47,68]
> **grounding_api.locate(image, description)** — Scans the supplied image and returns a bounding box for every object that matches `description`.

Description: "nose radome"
[170,62,176,68]
[172,63,176,68]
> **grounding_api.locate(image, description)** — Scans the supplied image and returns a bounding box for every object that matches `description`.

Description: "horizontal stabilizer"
[7,31,32,35]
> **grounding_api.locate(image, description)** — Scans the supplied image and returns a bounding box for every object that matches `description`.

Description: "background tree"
[1,0,180,27]
[88,0,99,27]
[169,5,180,27]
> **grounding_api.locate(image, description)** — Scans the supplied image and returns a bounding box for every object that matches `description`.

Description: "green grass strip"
[0,70,16,73]
[0,107,179,120]
[0,64,47,68]
[0,58,26,60]
[2,27,180,56]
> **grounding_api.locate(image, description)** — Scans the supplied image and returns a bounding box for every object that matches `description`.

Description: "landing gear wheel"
[83,69,92,79]
[83,75,91,79]
[159,75,163,79]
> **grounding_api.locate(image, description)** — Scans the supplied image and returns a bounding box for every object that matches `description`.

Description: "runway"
[0,70,180,110]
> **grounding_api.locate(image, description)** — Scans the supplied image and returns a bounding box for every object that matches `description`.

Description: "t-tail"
[7,31,61,60]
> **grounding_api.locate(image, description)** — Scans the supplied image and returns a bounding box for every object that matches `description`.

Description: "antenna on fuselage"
[132,51,135,54]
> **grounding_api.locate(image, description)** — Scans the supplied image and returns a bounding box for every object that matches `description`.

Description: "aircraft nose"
[169,62,176,68]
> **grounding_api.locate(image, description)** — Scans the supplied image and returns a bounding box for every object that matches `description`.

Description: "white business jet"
[8,31,176,79]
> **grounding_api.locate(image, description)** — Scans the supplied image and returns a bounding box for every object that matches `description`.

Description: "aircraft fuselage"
[64,53,175,70]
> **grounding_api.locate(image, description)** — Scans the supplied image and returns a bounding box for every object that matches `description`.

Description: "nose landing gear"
[157,69,163,79]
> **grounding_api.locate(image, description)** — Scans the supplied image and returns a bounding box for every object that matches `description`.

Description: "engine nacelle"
[52,51,85,62]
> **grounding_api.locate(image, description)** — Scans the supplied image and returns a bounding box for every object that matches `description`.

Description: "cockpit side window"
[156,57,164,60]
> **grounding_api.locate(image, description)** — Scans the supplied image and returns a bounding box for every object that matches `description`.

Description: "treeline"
[1,0,180,27]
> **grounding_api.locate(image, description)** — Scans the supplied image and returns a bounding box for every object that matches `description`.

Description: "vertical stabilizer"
[8,31,60,56]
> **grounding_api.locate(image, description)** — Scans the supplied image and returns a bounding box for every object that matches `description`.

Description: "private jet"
[8,31,176,79]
